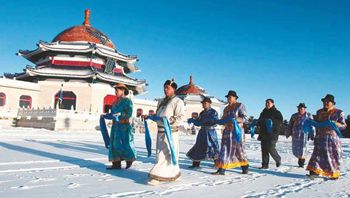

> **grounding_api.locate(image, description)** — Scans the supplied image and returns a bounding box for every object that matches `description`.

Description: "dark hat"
[266,98,274,104]
[225,90,239,98]
[113,83,129,95]
[297,103,307,108]
[321,94,336,104]
[164,79,178,90]
[201,97,212,104]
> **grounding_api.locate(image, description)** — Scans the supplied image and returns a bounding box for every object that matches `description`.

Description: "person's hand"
[334,121,342,128]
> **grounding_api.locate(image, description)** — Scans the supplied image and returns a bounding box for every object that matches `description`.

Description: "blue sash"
[303,119,342,137]
[187,118,201,126]
[265,119,273,134]
[249,119,258,138]
[99,114,119,149]
[162,117,177,165]
[144,120,152,157]
[231,118,242,143]
[215,116,242,142]
[145,116,177,165]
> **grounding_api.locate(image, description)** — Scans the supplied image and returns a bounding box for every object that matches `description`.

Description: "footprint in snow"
[67,183,81,189]
[30,177,56,183]
[11,184,51,190]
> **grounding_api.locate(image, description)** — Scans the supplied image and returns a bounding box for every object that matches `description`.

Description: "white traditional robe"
[149,96,185,181]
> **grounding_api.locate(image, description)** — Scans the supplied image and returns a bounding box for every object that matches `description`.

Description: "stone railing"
[17,107,57,119]
[14,107,101,131]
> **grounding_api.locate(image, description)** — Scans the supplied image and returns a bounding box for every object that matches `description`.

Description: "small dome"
[52,10,116,49]
[176,76,206,95]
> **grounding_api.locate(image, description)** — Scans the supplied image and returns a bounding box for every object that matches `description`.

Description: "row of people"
[103,80,346,186]
[188,92,346,180]
[187,92,281,175]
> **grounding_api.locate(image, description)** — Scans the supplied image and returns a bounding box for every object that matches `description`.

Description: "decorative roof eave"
[18,41,137,63]
[15,67,147,95]
[96,71,146,86]
[16,67,144,85]
[94,46,137,62]
[17,48,44,60]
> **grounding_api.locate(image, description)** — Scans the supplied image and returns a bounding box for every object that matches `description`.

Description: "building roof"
[18,41,138,73]
[52,10,116,49]
[16,9,141,75]
[12,66,147,95]
[11,9,147,95]
[176,76,206,95]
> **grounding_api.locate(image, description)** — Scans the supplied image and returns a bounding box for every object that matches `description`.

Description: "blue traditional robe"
[108,97,137,162]
[216,103,249,169]
[306,108,346,178]
[288,112,314,159]
[186,108,220,161]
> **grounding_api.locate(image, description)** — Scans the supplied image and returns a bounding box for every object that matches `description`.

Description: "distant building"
[176,75,226,118]
[0,10,225,131]
[0,10,148,130]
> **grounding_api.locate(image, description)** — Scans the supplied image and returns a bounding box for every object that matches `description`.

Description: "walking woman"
[107,83,136,169]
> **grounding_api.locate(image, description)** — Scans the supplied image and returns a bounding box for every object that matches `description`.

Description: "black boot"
[259,164,268,169]
[241,165,249,174]
[211,168,225,175]
[213,159,218,167]
[298,159,305,168]
[188,161,200,169]
[306,170,319,179]
[125,161,133,169]
[276,161,281,167]
[106,161,121,170]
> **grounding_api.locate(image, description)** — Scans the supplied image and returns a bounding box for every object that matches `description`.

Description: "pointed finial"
[83,9,91,26]
[189,75,193,84]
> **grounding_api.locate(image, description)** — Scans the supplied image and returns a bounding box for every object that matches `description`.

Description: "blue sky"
[0,0,349,118]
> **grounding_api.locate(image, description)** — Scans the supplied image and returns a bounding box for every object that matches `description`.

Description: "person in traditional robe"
[287,103,314,168]
[306,94,347,179]
[186,97,220,168]
[132,108,145,133]
[107,83,136,170]
[213,90,249,175]
[257,98,283,169]
[148,79,185,185]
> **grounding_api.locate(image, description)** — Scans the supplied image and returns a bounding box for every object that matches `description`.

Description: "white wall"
[0,78,40,111]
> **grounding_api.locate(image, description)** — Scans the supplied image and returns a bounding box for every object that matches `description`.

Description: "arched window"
[0,92,5,106]
[54,91,77,110]
[19,95,32,108]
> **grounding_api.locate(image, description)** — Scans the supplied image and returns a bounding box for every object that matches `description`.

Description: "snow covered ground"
[0,127,349,198]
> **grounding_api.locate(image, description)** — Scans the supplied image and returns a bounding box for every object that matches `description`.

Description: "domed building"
[0,10,151,130]
[176,76,226,119]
